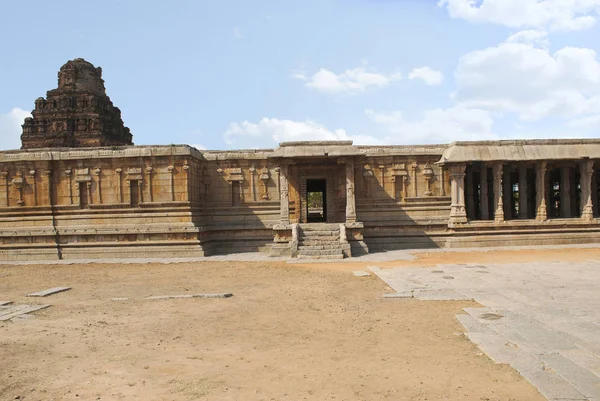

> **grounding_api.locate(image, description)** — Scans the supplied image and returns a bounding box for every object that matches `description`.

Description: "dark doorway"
[130,180,140,207]
[79,184,89,209]
[306,179,327,223]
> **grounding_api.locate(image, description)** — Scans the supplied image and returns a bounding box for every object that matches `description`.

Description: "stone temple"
[2,59,600,260]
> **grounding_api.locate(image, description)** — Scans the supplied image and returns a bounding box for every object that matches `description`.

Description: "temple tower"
[21,58,133,149]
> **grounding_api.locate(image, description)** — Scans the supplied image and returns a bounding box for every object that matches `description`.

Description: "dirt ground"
[1,248,584,401]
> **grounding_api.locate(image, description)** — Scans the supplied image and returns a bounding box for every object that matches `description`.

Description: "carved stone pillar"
[518,166,528,219]
[146,166,153,202]
[12,172,24,206]
[65,169,73,204]
[440,165,446,196]
[249,166,256,201]
[260,168,270,200]
[87,181,93,206]
[423,163,434,196]
[493,164,504,222]
[115,168,123,203]
[29,170,37,206]
[182,162,190,202]
[502,166,512,220]
[94,168,102,204]
[480,165,489,220]
[279,164,290,224]
[168,165,175,201]
[1,172,8,206]
[536,161,548,221]
[411,163,418,197]
[44,170,52,206]
[449,163,467,224]
[346,160,357,223]
[274,167,281,201]
[560,167,571,218]
[580,159,594,221]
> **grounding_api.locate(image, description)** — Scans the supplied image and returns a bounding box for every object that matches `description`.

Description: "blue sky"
[2,0,600,150]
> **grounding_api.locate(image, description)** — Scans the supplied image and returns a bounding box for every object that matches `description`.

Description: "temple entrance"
[306,179,327,223]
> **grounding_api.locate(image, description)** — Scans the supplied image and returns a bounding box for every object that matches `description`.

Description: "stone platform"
[371,260,600,401]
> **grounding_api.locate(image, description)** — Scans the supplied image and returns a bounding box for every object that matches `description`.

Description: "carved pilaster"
[274,167,281,201]
[260,167,270,200]
[411,163,418,197]
[146,166,153,202]
[423,163,434,196]
[378,164,386,196]
[182,162,190,202]
[168,165,175,201]
[44,170,52,206]
[1,172,8,207]
[440,165,446,196]
[249,166,256,202]
[115,168,123,203]
[29,170,37,206]
[65,169,73,204]
[12,172,25,206]
[94,168,102,204]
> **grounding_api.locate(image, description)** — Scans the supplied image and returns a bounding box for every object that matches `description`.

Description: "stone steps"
[297,253,344,260]
[298,244,343,250]
[299,223,340,231]
[298,236,340,243]
[300,230,339,237]
[296,223,346,260]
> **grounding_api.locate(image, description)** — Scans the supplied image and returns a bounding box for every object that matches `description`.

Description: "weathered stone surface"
[21,58,133,149]
[0,304,51,321]
[26,287,71,297]
[145,293,233,300]
[372,261,600,401]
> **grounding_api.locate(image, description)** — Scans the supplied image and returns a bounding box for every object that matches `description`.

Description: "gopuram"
[2,59,600,260]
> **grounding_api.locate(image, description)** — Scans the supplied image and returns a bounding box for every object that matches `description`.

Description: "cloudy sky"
[2,0,600,150]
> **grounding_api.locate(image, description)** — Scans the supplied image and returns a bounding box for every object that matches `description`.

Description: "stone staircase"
[297,223,349,260]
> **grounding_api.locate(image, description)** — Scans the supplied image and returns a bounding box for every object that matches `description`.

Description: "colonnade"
[448,160,596,224]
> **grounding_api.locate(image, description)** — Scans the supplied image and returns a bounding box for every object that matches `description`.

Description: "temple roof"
[438,139,600,164]
[268,141,364,158]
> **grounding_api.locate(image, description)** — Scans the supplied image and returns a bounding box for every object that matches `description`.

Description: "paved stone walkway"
[370,261,600,401]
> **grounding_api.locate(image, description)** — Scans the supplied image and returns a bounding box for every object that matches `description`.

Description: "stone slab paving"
[0,304,51,321]
[26,286,71,297]
[145,293,233,300]
[370,261,600,401]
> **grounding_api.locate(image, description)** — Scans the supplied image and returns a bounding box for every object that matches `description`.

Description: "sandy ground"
[0,249,571,401]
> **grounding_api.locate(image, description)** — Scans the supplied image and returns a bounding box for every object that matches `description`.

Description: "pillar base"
[536,205,547,222]
[582,205,594,222]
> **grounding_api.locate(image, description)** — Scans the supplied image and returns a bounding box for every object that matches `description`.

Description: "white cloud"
[566,114,600,128]
[506,29,550,49]
[408,67,444,86]
[0,108,30,150]
[365,106,497,144]
[294,67,401,94]
[223,118,382,147]
[454,39,600,121]
[439,0,600,31]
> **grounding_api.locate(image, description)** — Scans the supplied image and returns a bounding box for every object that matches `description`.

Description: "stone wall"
[3,140,600,260]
